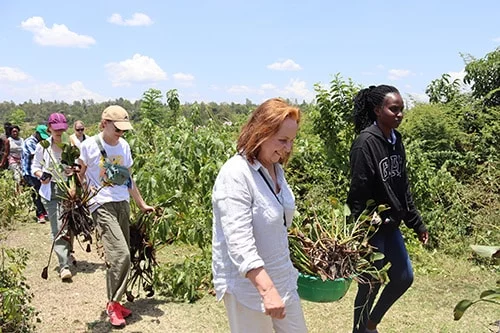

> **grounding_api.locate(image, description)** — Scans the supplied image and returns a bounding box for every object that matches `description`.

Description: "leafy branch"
[453,245,500,321]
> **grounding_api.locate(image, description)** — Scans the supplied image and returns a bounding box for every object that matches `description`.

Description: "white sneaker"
[60,268,72,281]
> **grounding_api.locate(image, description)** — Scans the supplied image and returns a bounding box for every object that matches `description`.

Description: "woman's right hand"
[246,267,286,319]
[262,286,286,319]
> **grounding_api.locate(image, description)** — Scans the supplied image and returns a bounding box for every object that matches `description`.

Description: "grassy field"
[2,221,499,332]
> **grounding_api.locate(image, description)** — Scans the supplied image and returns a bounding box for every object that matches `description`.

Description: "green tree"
[425,73,461,104]
[463,47,500,106]
[140,88,164,124]
[8,108,26,125]
[166,89,180,126]
[311,74,360,197]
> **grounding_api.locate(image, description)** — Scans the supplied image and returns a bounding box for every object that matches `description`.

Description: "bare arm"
[0,139,9,166]
[246,267,286,319]
[128,176,154,212]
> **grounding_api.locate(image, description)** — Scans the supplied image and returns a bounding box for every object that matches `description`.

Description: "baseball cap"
[102,105,133,131]
[48,113,68,131]
[35,125,49,139]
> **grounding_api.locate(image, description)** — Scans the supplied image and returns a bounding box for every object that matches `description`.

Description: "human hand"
[63,165,75,176]
[262,286,286,319]
[40,172,52,184]
[140,204,155,213]
[72,163,81,173]
[418,231,429,245]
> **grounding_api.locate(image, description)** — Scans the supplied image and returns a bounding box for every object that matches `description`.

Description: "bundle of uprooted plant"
[40,138,99,279]
[289,199,390,284]
[125,210,163,302]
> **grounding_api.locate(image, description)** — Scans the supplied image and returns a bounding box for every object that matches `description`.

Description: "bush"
[0,247,39,332]
[0,173,31,228]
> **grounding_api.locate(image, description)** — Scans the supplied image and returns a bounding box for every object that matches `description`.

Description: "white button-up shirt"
[212,154,299,312]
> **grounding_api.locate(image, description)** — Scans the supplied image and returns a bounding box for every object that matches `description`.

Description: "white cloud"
[267,59,302,71]
[0,67,31,82]
[173,72,195,87]
[447,69,471,92]
[105,54,167,87]
[493,37,500,43]
[108,13,153,26]
[225,79,313,101]
[173,73,194,81]
[447,69,466,83]
[0,80,106,103]
[35,81,106,102]
[388,69,412,80]
[20,16,95,48]
[407,92,429,104]
[261,83,276,90]
[282,79,311,98]
[227,85,253,94]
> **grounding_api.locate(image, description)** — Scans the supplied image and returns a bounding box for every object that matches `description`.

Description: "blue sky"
[0,0,499,105]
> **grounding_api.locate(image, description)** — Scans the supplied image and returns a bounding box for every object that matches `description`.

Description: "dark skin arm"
[0,139,9,167]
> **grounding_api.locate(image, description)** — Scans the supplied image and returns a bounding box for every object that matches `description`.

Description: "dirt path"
[3,221,228,333]
[3,221,499,332]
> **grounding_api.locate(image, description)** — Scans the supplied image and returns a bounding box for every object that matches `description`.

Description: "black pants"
[24,175,47,217]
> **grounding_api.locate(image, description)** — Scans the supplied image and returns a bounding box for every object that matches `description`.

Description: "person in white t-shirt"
[212,98,307,333]
[1,125,24,191]
[78,105,153,328]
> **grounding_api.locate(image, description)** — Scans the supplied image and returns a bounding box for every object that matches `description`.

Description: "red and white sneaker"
[116,302,132,318]
[106,302,126,327]
[37,213,46,224]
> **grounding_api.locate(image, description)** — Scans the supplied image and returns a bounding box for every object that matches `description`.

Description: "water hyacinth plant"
[125,210,164,302]
[289,199,391,284]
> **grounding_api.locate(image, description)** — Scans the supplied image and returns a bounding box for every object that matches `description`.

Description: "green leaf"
[377,204,390,212]
[480,290,500,301]
[40,140,50,149]
[370,252,385,262]
[453,299,473,320]
[343,204,351,217]
[365,199,375,207]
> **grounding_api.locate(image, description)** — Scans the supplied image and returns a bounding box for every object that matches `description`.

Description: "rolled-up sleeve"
[213,167,264,277]
[31,143,44,177]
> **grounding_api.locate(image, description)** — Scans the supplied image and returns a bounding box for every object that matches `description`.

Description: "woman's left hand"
[418,231,429,245]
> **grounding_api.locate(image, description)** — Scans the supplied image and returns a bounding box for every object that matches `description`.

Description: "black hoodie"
[347,124,427,235]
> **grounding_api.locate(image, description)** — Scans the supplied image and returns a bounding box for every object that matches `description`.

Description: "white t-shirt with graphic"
[79,133,133,211]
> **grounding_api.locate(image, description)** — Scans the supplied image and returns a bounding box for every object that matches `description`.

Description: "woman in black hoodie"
[347,85,429,333]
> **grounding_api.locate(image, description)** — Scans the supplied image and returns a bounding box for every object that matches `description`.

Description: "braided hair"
[353,85,400,133]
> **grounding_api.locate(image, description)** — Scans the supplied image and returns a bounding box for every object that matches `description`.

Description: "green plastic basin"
[297,273,352,303]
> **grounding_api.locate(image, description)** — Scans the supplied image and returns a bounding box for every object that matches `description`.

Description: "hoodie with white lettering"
[346,124,427,235]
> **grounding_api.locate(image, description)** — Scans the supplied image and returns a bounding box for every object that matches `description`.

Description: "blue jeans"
[41,183,71,271]
[353,227,414,333]
[24,175,47,217]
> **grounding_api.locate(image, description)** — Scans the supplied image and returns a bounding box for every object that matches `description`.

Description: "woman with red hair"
[212,98,307,333]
